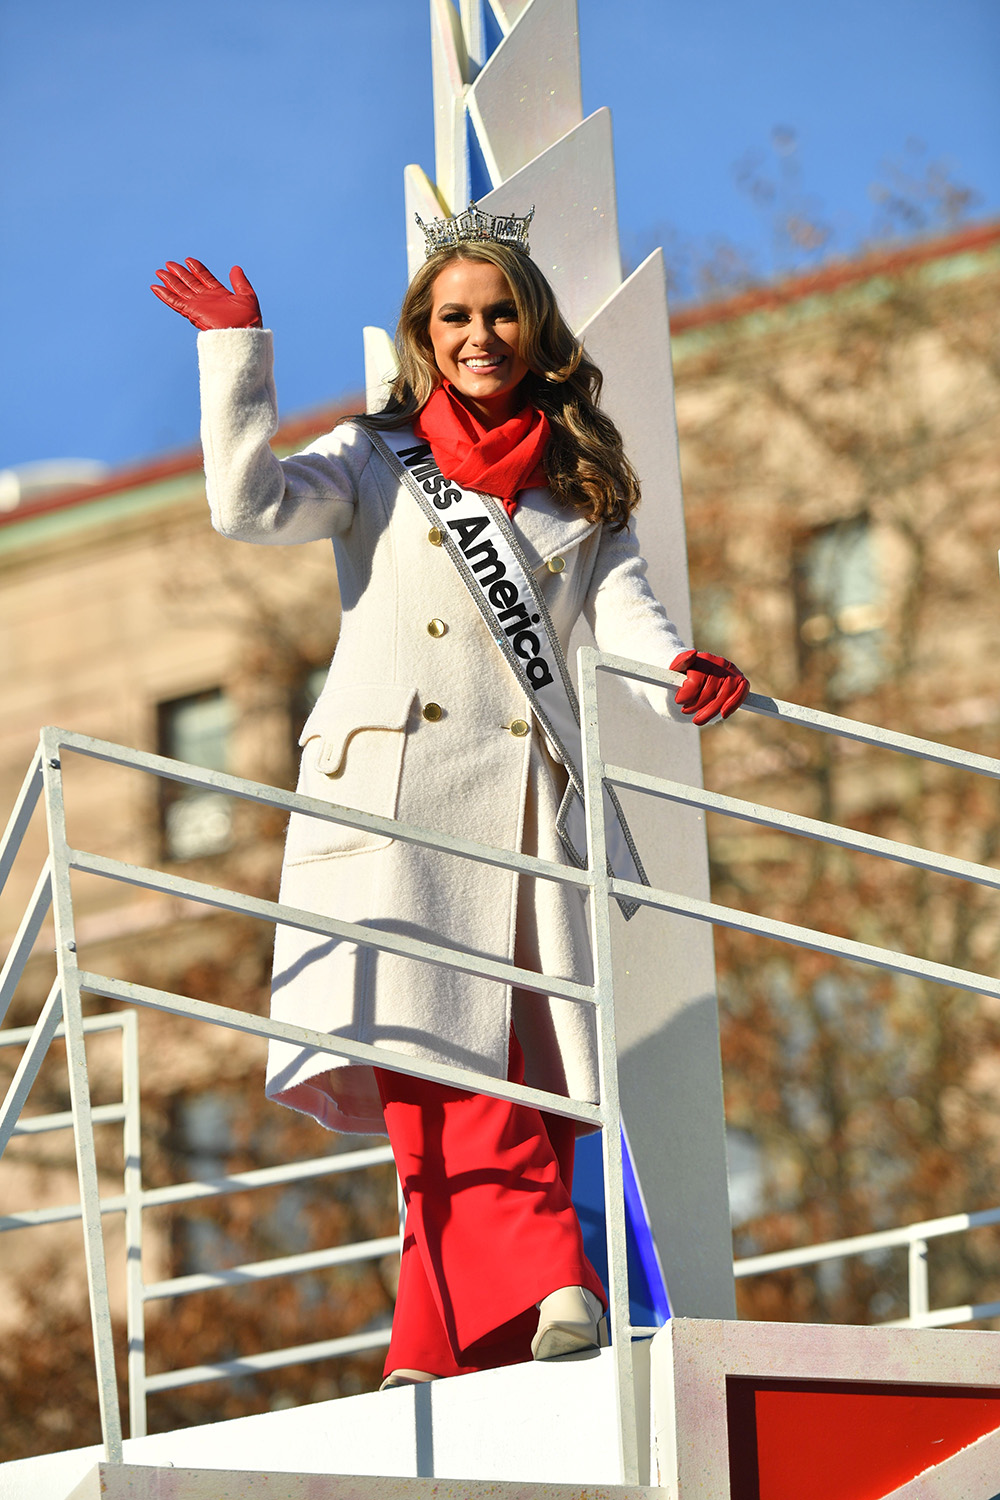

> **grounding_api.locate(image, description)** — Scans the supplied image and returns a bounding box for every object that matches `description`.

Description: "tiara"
[415,201,534,259]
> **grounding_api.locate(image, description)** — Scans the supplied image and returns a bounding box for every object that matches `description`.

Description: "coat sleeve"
[197,328,371,544]
[582,520,690,722]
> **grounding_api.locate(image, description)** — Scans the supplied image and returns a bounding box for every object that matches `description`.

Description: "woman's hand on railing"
[670,649,749,725]
[151,258,263,330]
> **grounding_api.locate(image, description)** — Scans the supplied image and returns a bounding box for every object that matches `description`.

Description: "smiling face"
[426,258,530,426]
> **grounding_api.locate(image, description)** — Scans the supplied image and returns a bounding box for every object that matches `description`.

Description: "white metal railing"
[580,650,1000,1348]
[0,1002,397,1433]
[590,656,1000,1004]
[4,648,1000,1482]
[734,1206,1000,1330]
[0,670,638,1478]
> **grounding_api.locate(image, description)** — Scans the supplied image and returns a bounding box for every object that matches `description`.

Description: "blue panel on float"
[572,1125,671,1328]
[467,114,494,201]
[483,2,504,58]
[466,114,494,201]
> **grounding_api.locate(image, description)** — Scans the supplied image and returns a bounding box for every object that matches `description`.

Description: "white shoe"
[379,1368,439,1390]
[531,1286,608,1361]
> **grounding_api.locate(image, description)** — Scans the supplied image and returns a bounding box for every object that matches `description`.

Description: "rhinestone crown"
[415,201,534,259]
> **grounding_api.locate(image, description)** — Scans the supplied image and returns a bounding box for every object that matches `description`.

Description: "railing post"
[41,732,124,1463]
[578,646,640,1487]
[0,980,62,1160]
[909,1237,930,1323]
[121,1010,148,1439]
[0,861,53,1031]
[0,748,43,897]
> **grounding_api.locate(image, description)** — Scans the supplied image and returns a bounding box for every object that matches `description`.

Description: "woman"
[151,211,748,1387]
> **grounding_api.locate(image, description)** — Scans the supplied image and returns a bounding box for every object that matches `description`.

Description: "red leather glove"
[670,649,749,726]
[150,258,262,330]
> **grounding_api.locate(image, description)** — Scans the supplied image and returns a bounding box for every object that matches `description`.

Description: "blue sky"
[1,0,997,472]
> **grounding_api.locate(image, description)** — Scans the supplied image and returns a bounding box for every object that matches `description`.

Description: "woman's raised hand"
[670,649,749,725]
[151,258,262,330]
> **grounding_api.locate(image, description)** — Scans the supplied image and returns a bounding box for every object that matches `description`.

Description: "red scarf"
[412,382,549,517]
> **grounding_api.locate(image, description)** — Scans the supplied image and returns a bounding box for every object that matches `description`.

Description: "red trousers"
[374,1030,606,1378]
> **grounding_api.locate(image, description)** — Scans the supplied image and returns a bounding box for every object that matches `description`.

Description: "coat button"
[428,527,444,546]
[508,719,530,737]
[427,619,447,637]
[547,555,565,573]
[422,702,443,722]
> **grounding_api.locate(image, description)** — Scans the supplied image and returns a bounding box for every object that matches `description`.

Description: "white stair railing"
[0,1001,397,1438]
[734,1205,1000,1330]
[584,650,1000,1006]
[577,647,1000,1338]
[5,647,1000,1480]
[0,704,639,1479]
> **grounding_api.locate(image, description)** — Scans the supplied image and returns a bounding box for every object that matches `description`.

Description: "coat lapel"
[510,486,599,572]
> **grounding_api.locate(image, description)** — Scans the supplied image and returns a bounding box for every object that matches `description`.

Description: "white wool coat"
[198,327,689,1135]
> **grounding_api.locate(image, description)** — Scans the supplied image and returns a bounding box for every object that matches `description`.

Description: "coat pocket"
[284,684,415,863]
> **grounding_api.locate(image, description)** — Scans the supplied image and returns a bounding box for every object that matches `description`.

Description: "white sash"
[366,424,648,920]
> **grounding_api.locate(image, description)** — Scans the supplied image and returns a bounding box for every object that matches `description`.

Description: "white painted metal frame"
[585,652,1000,1003]
[0,827,400,1441]
[577,647,1000,1345]
[0,1004,398,1432]
[735,1204,1000,1331]
[0,717,640,1481]
[5,644,1000,1478]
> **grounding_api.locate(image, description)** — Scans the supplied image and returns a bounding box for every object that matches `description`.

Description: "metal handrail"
[734,1204,1000,1330]
[580,652,1000,1345]
[0,716,638,1476]
[4,650,1000,1479]
[0,1007,398,1435]
[736,1203,1000,1276]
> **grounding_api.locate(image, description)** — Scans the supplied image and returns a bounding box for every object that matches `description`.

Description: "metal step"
[65,1466,656,1500]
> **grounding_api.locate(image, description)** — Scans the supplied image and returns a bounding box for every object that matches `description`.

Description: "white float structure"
[363,0,736,1324]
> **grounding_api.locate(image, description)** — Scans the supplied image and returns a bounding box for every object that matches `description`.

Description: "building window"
[158,689,234,859]
[796,516,886,698]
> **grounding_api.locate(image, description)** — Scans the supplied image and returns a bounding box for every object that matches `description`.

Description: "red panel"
[727,1378,1000,1500]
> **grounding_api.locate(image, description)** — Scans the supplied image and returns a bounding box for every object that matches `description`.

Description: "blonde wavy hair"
[364,242,640,530]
